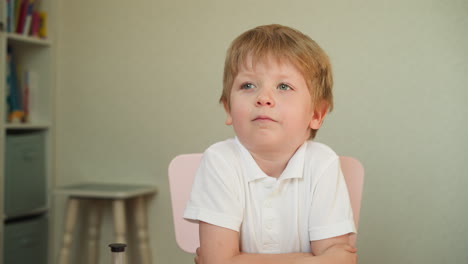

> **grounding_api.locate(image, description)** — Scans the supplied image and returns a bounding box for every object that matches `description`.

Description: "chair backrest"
[339,156,365,246]
[168,153,203,253]
[168,154,364,253]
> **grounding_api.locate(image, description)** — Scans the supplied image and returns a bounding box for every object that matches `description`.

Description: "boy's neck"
[248,143,303,178]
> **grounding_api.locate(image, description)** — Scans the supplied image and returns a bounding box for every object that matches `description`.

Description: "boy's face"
[224,55,327,153]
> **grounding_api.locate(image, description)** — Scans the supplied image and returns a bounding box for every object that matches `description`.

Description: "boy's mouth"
[252,115,276,122]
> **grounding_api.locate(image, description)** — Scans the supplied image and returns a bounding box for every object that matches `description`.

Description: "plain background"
[53,0,468,263]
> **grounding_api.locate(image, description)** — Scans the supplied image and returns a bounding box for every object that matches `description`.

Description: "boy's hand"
[319,243,357,264]
[196,244,356,264]
[195,247,201,264]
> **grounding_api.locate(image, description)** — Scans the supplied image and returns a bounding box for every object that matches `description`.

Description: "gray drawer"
[4,131,47,217]
[4,215,48,264]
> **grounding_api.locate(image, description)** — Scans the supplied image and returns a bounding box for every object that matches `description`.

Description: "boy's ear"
[309,102,329,130]
[223,101,233,125]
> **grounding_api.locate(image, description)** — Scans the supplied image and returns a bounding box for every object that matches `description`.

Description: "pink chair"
[168,154,364,253]
[339,156,365,246]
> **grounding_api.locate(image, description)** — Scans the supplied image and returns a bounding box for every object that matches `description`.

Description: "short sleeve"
[308,158,356,241]
[183,149,244,231]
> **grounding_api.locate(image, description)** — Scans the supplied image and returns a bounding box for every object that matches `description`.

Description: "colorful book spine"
[14,0,22,31]
[22,71,30,122]
[7,0,46,37]
[38,11,47,38]
[6,46,25,123]
[30,11,40,36]
[22,0,36,35]
[5,46,40,123]
[6,0,13,32]
[5,47,12,120]
[15,0,28,34]
[26,70,39,122]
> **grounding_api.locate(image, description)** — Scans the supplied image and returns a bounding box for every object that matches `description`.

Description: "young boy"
[184,24,357,264]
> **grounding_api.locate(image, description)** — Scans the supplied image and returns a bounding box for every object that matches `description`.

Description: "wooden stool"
[55,183,157,264]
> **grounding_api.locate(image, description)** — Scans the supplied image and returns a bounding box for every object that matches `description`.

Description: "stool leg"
[134,196,152,264]
[87,200,102,264]
[112,199,127,243]
[58,198,80,264]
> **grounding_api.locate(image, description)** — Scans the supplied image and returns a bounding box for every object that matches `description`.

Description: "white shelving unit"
[0,0,56,263]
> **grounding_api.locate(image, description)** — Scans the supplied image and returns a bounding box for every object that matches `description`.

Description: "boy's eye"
[241,83,256,90]
[277,83,292,90]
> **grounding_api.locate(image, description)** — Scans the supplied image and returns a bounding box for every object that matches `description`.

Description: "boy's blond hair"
[220,24,333,139]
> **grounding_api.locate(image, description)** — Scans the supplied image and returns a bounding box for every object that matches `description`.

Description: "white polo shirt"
[184,138,356,254]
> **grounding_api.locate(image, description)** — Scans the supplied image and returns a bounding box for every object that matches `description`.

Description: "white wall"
[55,0,468,263]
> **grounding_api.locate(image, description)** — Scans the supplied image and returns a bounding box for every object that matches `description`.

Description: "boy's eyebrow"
[234,70,256,79]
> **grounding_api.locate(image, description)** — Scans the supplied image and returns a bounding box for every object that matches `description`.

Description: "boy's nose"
[256,92,275,107]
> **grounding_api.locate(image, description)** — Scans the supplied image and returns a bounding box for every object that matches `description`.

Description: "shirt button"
[265,182,274,189]
[265,220,273,230]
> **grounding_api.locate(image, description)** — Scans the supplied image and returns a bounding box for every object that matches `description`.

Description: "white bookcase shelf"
[5,123,52,130]
[7,33,51,46]
[0,0,56,263]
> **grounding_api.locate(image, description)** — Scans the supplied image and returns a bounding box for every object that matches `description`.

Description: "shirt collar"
[234,137,307,182]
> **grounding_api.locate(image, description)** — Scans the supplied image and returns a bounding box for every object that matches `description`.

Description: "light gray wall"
[55,0,468,263]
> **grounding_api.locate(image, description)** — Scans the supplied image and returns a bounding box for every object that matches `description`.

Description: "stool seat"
[56,182,157,264]
[56,183,157,199]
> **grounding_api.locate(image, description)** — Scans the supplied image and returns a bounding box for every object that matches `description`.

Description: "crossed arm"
[195,221,357,264]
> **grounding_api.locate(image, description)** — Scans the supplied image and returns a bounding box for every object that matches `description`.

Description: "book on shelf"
[6,0,13,32]
[30,10,40,36]
[22,0,35,35]
[22,71,30,121]
[38,11,47,38]
[5,0,47,38]
[5,45,39,124]
[6,45,24,123]
[15,0,28,34]
[21,70,39,123]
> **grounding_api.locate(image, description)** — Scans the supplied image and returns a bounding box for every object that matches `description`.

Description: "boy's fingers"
[344,244,357,253]
[195,248,201,264]
[333,243,357,253]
